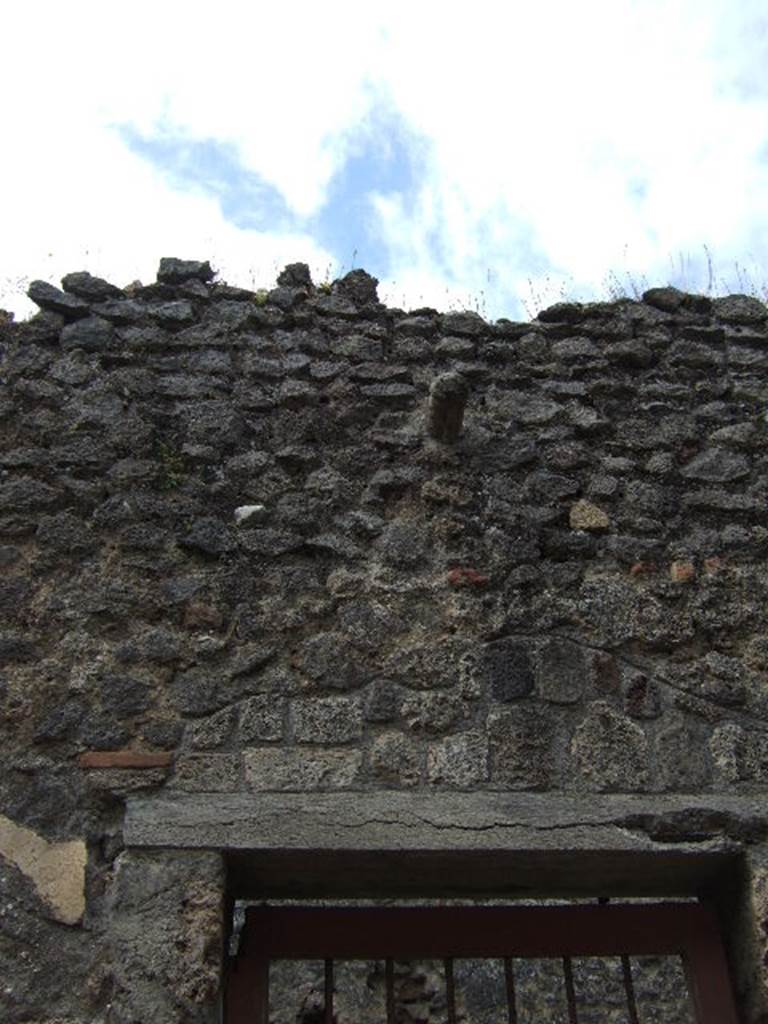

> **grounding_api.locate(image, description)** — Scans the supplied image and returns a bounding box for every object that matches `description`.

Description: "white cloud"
[0,1,376,315]
[2,0,767,319]
[0,119,334,317]
[368,0,768,312]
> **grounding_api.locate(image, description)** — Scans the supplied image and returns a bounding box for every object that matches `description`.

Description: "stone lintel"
[125,792,767,851]
[123,792,762,898]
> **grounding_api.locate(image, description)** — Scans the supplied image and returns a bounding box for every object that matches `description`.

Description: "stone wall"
[2,258,768,1021]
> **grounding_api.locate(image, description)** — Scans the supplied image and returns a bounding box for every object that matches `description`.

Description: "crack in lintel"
[126,794,768,851]
[313,812,739,847]
[141,812,740,841]
[333,814,621,833]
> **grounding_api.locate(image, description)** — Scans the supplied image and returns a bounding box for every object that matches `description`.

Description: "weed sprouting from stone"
[156,441,187,491]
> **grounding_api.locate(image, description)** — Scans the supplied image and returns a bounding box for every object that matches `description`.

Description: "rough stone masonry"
[2,257,768,1021]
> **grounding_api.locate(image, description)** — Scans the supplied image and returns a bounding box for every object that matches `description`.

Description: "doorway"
[225,902,738,1024]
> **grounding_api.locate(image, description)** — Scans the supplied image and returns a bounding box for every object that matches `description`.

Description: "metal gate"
[225,903,738,1024]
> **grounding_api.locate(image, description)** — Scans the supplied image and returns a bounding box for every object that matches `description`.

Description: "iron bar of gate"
[562,957,578,1024]
[621,954,640,1024]
[323,959,333,1024]
[503,958,518,1024]
[444,958,457,1024]
[228,903,738,1024]
[385,958,395,1024]
[226,950,268,1024]
[683,924,740,1024]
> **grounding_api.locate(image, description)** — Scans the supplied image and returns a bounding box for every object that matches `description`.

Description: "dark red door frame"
[226,903,738,1024]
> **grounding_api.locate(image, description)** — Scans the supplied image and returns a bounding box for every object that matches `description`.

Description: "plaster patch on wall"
[0,814,85,925]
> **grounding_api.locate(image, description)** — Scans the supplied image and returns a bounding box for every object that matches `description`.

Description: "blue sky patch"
[309,104,431,277]
[117,124,295,233]
[117,105,432,283]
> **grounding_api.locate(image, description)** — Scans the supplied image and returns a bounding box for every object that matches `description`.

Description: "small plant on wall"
[156,441,187,491]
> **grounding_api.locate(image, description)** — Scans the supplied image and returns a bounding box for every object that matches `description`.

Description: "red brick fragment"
[78,751,174,769]
[630,561,657,577]
[670,561,696,583]
[447,567,490,588]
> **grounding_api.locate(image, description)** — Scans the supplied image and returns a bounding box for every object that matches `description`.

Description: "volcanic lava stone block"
[375,519,430,568]
[100,674,152,718]
[370,732,422,786]
[27,280,89,319]
[402,691,466,735]
[623,673,662,720]
[656,723,711,790]
[335,268,379,305]
[479,640,535,702]
[537,639,587,705]
[571,701,649,792]
[296,633,367,691]
[171,754,240,792]
[0,478,62,513]
[488,707,554,788]
[60,315,117,351]
[363,679,402,723]
[61,271,123,302]
[157,257,214,284]
[244,748,363,790]
[681,447,751,482]
[292,697,363,744]
[427,731,489,787]
[277,262,313,288]
[187,708,234,750]
[179,517,236,557]
[238,695,285,743]
[712,294,768,323]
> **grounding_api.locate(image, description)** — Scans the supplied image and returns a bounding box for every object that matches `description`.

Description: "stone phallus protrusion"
[336,268,379,306]
[428,371,469,443]
[277,262,313,288]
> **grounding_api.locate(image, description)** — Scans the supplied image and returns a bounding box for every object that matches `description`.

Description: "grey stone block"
[244,748,362,790]
[187,708,234,750]
[656,723,711,791]
[537,639,586,705]
[170,754,241,792]
[157,257,214,284]
[292,697,363,744]
[402,691,467,735]
[60,315,115,351]
[681,447,750,483]
[489,707,554,789]
[27,280,89,319]
[479,640,535,702]
[369,732,422,787]
[571,701,649,792]
[239,695,285,742]
[295,633,367,691]
[427,731,488,787]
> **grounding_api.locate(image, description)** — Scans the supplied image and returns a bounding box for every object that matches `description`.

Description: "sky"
[2,0,768,322]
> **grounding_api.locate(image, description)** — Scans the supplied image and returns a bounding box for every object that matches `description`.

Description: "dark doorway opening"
[225,902,738,1024]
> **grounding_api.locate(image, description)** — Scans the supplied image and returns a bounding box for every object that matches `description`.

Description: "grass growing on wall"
[2,244,766,324]
[521,244,768,319]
